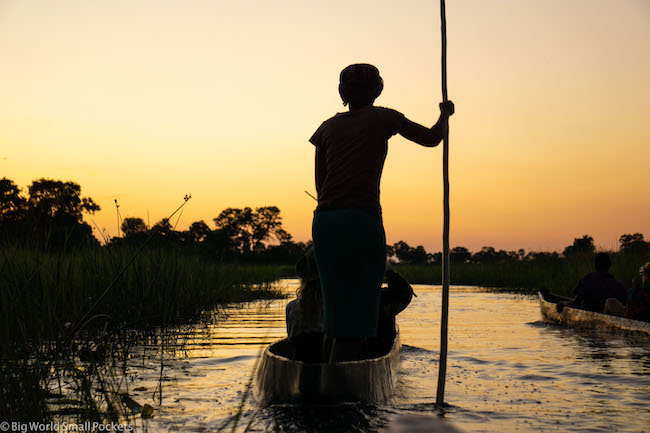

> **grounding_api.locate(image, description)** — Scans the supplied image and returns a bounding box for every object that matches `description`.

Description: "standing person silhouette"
[309,64,454,362]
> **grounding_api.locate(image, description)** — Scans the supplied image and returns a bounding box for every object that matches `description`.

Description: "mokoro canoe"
[254,330,401,404]
[538,291,650,337]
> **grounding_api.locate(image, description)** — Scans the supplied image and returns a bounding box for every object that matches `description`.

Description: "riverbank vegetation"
[392,234,650,296]
[1,179,294,422]
[395,251,648,296]
[0,242,289,421]
[3,177,647,289]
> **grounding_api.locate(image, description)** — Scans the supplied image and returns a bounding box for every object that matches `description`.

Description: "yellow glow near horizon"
[1,0,648,252]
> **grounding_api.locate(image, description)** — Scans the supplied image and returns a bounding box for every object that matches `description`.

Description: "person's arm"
[398,101,454,147]
[556,280,584,312]
[566,278,586,309]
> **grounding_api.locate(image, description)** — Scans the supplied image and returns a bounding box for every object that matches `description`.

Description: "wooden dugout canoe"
[254,330,401,404]
[538,291,650,337]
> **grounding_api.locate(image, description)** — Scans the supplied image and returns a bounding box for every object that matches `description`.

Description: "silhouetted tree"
[151,218,172,236]
[187,220,211,243]
[563,235,595,256]
[472,246,496,263]
[619,233,650,255]
[410,245,429,264]
[450,246,471,263]
[393,241,413,263]
[525,251,561,263]
[471,246,513,263]
[121,217,147,237]
[391,241,430,264]
[274,228,293,244]
[213,206,291,252]
[0,178,26,224]
[213,207,255,251]
[430,251,442,263]
[252,206,283,248]
[27,179,99,224]
[1,178,99,247]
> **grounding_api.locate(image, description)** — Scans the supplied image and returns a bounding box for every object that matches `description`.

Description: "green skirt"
[312,208,386,338]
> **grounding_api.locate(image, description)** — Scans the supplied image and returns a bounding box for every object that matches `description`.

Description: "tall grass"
[0,242,291,422]
[395,253,649,296]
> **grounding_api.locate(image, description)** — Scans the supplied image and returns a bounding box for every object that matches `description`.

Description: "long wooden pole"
[435,0,450,408]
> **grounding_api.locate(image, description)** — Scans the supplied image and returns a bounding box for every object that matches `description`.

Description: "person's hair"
[640,262,650,277]
[338,64,384,107]
[594,252,611,271]
[296,278,322,330]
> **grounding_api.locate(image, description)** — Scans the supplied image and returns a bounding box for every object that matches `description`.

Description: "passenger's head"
[296,248,319,283]
[594,252,611,272]
[640,262,650,287]
[338,64,384,107]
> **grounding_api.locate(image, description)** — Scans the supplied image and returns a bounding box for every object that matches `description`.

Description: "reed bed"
[395,253,649,296]
[0,242,291,422]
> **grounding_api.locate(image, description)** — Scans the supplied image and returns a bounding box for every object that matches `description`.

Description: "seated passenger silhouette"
[571,253,626,313]
[286,248,414,362]
[285,249,324,363]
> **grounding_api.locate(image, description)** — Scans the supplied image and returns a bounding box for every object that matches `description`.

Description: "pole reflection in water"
[132,280,650,433]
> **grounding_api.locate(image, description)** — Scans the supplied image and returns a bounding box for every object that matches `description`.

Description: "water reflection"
[260,403,390,433]
[132,281,649,433]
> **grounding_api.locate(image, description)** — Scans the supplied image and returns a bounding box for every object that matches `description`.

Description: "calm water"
[126,280,650,433]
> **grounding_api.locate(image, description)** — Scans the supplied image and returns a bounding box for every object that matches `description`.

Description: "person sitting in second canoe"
[565,252,627,314]
[624,262,650,322]
[286,248,415,362]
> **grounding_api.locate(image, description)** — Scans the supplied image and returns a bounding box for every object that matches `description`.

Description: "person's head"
[594,252,611,272]
[338,64,383,107]
[296,248,319,283]
[640,262,650,288]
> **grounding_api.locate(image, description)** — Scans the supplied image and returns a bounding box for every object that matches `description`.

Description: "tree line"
[1,177,648,265]
[115,205,309,263]
[389,233,649,265]
[0,177,310,263]
[0,177,99,247]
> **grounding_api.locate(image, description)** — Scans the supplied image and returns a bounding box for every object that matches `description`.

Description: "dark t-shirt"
[573,271,627,313]
[309,106,405,217]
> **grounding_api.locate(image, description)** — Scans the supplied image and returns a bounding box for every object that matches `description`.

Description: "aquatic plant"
[0,241,289,422]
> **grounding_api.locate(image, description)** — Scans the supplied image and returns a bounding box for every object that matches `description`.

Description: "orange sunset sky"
[1,0,648,252]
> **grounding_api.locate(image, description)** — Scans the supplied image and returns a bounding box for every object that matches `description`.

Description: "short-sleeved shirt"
[309,106,405,217]
[573,271,627,313]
